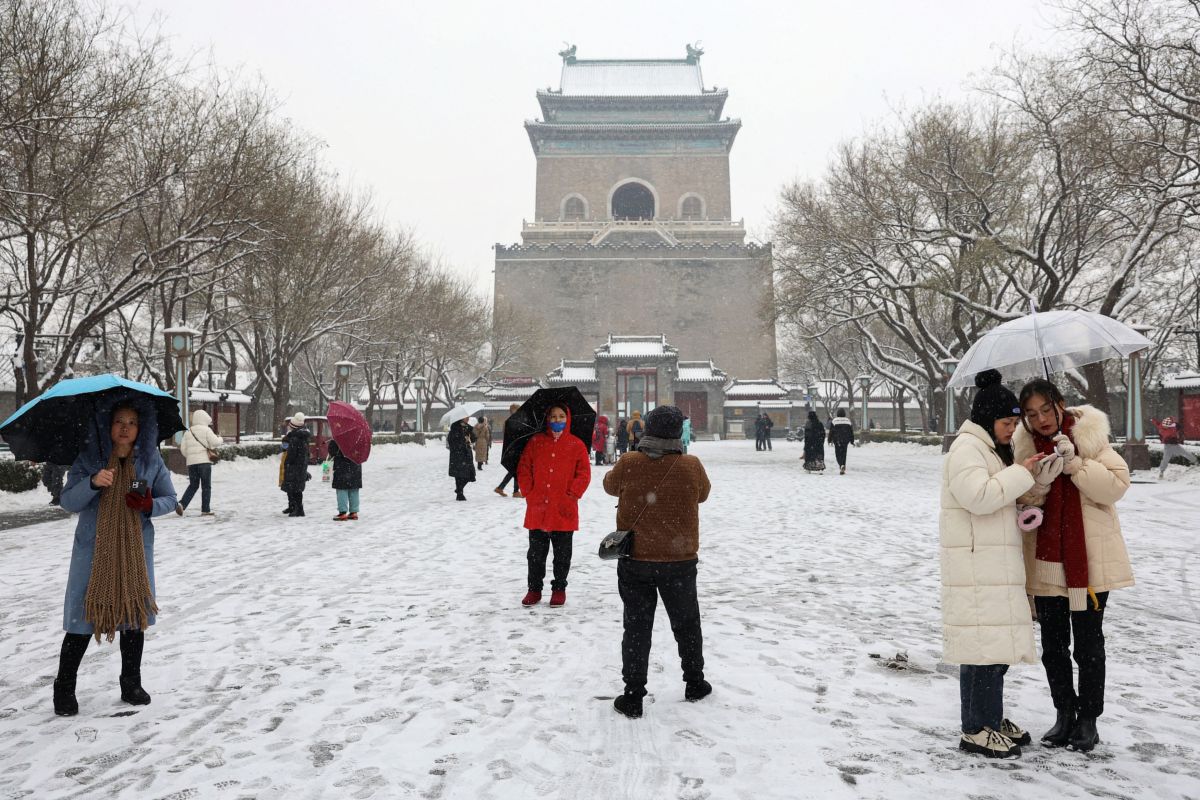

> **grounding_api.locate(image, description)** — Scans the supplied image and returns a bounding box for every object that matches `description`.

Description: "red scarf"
[1033,414,1088,591]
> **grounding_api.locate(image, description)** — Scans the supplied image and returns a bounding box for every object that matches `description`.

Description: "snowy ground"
[1,440,1198,800]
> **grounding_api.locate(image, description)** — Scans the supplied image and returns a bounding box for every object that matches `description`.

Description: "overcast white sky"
[129,0,1056,293]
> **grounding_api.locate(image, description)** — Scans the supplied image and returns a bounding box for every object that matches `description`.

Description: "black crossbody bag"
[598,455,679,560]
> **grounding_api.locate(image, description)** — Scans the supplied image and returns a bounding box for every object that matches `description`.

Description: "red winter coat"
[517,410,591,532]
[1151,418,1181,444]
[592,416,609,451]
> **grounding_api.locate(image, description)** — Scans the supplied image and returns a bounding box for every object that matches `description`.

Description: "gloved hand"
[1034,454,1064,486]
[1017,505,1044,531]
[1054,434,1080,475]
[125,489,153,513]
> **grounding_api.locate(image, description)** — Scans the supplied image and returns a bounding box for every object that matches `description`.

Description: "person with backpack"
[176,409,222,516]
[828,409,855,475]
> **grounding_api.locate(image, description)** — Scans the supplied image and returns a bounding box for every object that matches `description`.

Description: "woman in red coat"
[592,415,610,467]
[517,404,591,607]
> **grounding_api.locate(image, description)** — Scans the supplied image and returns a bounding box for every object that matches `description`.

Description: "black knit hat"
[643,405,685,439]
[969,369,1022,430]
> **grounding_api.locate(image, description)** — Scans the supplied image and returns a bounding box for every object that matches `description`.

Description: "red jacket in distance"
[1151,418,1181,444]
[592,415,609,451]
[517,408,591,532]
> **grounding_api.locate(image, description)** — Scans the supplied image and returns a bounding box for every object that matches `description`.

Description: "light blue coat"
[58,398,177,634]
[681,418,693,451]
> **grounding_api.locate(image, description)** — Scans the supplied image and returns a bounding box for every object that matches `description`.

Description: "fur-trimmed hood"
[1013,405,1112,462]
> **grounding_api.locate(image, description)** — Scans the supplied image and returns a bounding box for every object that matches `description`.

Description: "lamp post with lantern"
[163,326,198,445]
[940,357,960,453]
[856,375,871,441]
[334,360,355,405]
[1124,324,1153,471]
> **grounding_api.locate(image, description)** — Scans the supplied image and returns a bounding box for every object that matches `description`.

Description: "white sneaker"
[1000,718,1032,745]
[959,727,1021,758]
[200,511,215,517]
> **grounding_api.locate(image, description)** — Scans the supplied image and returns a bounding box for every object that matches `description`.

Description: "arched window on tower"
[680,195,704,220]
[563,196,586,221]
[611,182,655,221]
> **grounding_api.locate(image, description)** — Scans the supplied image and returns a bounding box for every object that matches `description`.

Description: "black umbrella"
[500,386,596,473]
[0,374,184,464]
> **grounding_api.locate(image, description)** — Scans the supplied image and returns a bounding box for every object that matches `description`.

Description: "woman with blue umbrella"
[0,375,182,716]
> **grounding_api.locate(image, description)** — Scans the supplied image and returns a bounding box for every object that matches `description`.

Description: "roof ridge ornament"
[686,42,704,64]
[559,43,577,64]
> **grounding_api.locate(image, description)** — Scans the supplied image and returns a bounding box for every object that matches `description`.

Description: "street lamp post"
[940,358,960,453]
[163,326,198,445]
[856,374,871,441]
[334,360,355,405]
[1124,325,1153,471]
[411,375,426,433]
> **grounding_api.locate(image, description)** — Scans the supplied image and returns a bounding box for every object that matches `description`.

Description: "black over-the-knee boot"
[54,633,91,716]
[119,630,151,705]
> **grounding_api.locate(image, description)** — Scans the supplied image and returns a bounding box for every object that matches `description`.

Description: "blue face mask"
[549,421,567,433]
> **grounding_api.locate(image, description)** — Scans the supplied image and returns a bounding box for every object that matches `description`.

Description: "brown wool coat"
[602,452,711,562]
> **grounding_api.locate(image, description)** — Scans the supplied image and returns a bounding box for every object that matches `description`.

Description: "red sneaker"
[332,513,349,521]
[549,590,566,607]
[348,512,358,520]
[521,591,542,606]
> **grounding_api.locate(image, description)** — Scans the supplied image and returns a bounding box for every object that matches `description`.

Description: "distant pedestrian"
[603,405,712,718]
[627,411,644,452]
[754,414,766,451]
[828,409,855,475]
[615,417,629,456]
[940,369,1043,759]
[517,404,590,607]
[473,416,492,470]
[54,400,178,716]
[328,439,363,521]
[681,415,693,454]
[592,415,610,466]
[762,413,773,450]
[494,404,522,497]
[448,418,476,501]
[1150,416,1197,477]
[177,409,222,516]
[280,413,312,516]
[41,462,65,505]
[802,411,826,472]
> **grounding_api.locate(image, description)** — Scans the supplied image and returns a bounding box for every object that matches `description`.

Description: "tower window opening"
[611,182,655,220]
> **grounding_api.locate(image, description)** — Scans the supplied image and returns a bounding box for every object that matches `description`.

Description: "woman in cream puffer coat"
[1013,385,1133,753]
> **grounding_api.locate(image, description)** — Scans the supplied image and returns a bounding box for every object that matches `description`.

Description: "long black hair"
[1018,378,1066,436]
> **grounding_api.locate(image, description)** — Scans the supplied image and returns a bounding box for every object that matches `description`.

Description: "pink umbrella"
[326,401,372,464]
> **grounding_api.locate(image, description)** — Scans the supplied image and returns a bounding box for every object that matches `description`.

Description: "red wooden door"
[675,391,708,431]
[1182,395,1200,440]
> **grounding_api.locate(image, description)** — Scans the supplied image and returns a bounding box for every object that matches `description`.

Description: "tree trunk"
[1079,362,1111,415]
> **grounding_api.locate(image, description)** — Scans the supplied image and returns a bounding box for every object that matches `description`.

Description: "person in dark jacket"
[328,440,363,521]
[627,411,644,452]
[448,418,476,501]
[41,461,66,505]
[802,411,826,472]
[494,404,523,498]
[603,405,712,718]
[754,414,765,450]
[280,413,312,516]
[828,409,855,475]
[762,414,774,450]
[615,417,629,456]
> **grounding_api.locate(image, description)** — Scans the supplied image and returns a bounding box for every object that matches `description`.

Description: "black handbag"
[597,455,680,561]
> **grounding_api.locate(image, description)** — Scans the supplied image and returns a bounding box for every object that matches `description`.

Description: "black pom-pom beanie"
[969,369,1022,432]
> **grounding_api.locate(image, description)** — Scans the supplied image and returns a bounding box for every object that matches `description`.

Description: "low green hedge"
[0,460,42,493]
[861,430,943,447]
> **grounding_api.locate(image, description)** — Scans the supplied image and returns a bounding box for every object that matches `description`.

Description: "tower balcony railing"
[522,218,744,232]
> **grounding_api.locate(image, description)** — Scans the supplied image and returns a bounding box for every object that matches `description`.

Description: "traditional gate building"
[494,46,777,397]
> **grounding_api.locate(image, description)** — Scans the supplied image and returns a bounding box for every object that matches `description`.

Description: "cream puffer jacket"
[1013,405,1134,597]
[179,409,224,467]
[940,420,1038,666]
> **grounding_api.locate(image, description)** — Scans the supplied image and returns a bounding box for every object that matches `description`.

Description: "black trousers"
[1036,592,1108,718]
[454,477,469,496]
[959,664,1008,733]
[755,433,764,450]
[286,490,304,513]
[617,559,704,695]
[497,470,516,491]
[527,530,573,591]
[834,442,849,467]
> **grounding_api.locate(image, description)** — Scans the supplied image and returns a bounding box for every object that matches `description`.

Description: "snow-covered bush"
[0,461,42,493]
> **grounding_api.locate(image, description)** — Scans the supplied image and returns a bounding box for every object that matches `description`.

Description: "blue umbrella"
[0,374,184,464]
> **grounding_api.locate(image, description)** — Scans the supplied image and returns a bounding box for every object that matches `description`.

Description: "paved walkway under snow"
[1,440,1198,799]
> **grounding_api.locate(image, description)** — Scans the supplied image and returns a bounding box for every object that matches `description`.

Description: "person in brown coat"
[603,404,712,718]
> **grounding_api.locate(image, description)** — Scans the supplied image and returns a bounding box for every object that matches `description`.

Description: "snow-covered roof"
[724,379,789,398]
[1163,371,1200,390]
[676,360,727,383]
[546,360,598,383]
[594,334,678,359]
[560,59,704,97]
[189,389,251,405]
[724,400,795,409]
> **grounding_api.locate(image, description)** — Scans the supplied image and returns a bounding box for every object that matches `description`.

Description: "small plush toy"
[1017,505,1043,532]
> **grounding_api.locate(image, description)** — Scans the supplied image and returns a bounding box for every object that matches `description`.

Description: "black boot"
[1041,707,1076,747]
[613,693,643,718]
[53,633,90,716]
[119,630,151,706]
[455,492,466,501]
[1067,716,1100,752]
[684,679,712,702]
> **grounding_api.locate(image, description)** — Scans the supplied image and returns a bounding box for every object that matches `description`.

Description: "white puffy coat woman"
[177,409,223,515]
[940,369,1045,759]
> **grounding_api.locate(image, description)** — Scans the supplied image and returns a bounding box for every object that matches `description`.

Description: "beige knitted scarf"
[83,452,157,642]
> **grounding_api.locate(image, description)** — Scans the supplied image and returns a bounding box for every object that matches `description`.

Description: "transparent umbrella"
[948,309,1154,389]
[439,402,486,428]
